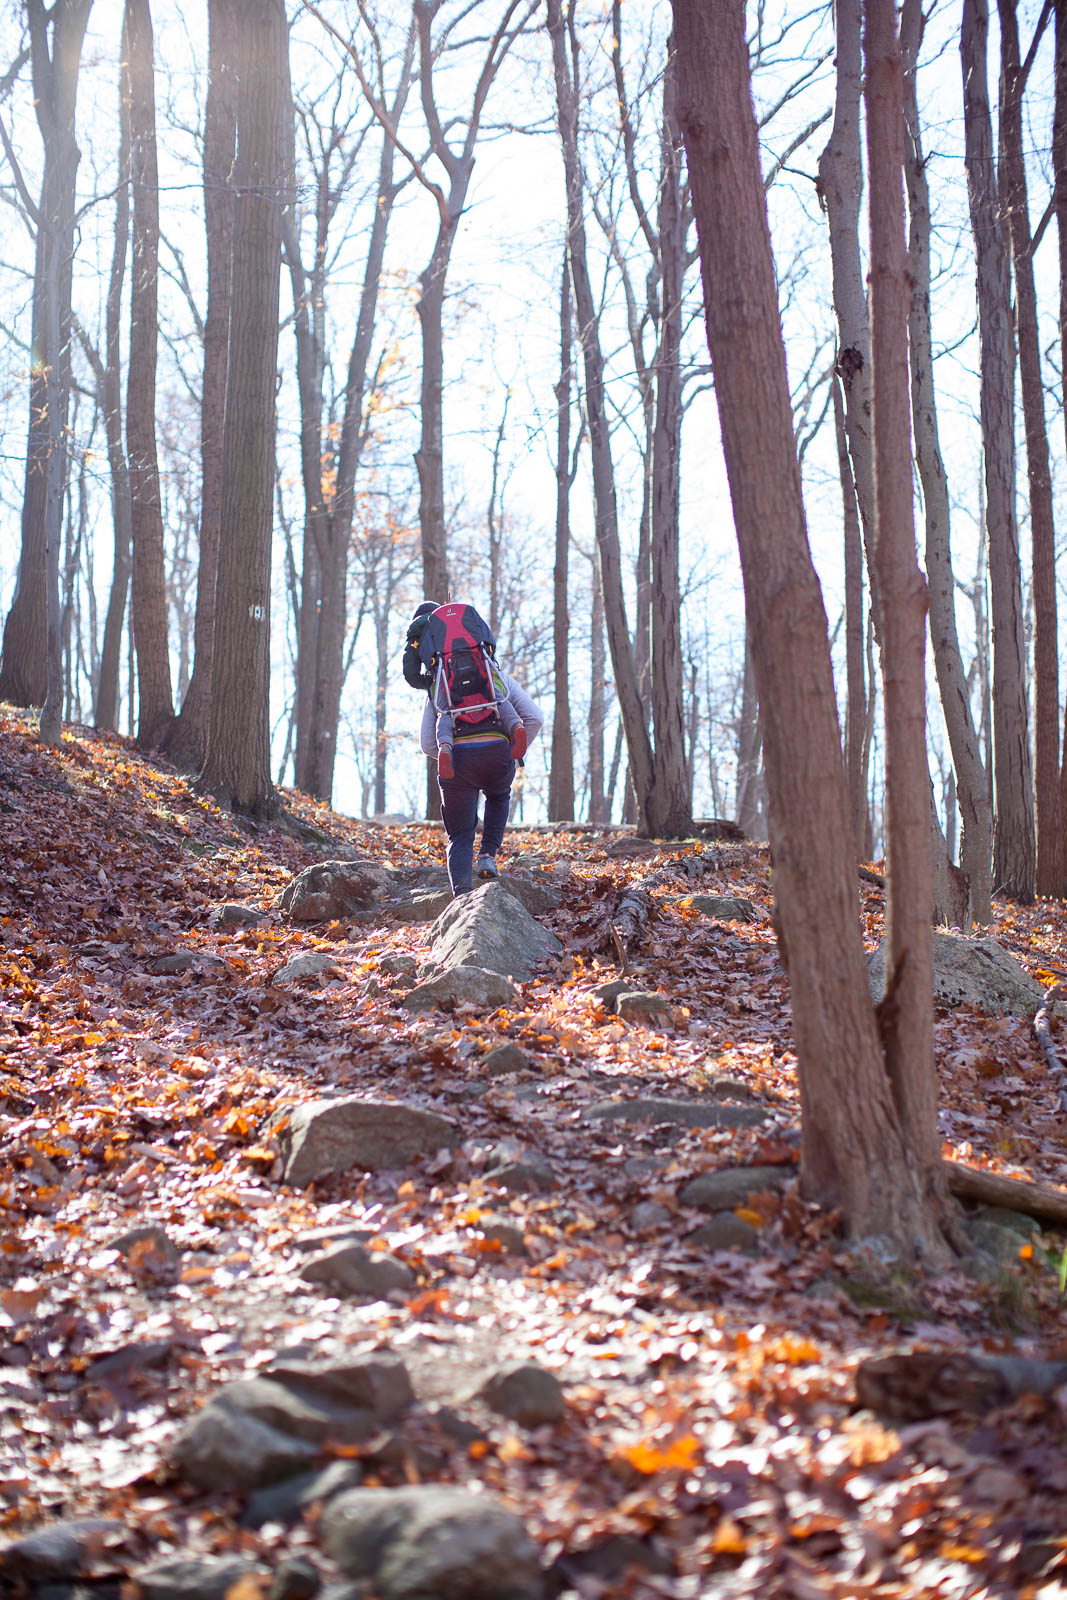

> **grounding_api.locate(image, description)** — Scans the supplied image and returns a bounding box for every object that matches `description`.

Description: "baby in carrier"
[405,601,527,780]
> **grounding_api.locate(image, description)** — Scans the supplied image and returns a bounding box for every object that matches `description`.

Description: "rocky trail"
[1,708,1066,1599]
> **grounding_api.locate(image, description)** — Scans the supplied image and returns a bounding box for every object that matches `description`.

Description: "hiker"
[404,601,543,896]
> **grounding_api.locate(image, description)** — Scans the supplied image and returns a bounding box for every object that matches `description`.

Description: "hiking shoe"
[509,725,527,760]
[476,854,499,880]
[437,746,454,781]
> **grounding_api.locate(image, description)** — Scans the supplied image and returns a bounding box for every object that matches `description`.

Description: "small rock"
[322,1486,542,1599]
[679,1164,792,1212]
[287,1224,376,1253]
[279,1097,457,1187]
[430,1405,488,1446]
[482,1042,531,1075]
[967,1218,1028,1265]
[243,1462,363,1529]
[623,1156,663,1181]
[583,1097,766,1130]
[971,1206,1035,1237]
[277,860,389,922]
[0,1520,126,1585]
[264,1355,414,1417]
[478,1218,527,1256]
[591,978,635,1012]
[273,952,346,986]
[132,1555,258,1600]
[172,1402,317,1491]
[687,894,759,922]
[480,1362,566,1425]
[389,891,453,924]
[148,950,226,975]
[380,955,418,976]
[687,1213,760,1252]
[631,1201,672,1232]
[403,965,521,1013]
[110,1223,180,1262]
[300,1243,416,1298]
[616,991,673,1023]
[215,902,265,929]
[485,1144,556,1194]
[268,1555,322,1600]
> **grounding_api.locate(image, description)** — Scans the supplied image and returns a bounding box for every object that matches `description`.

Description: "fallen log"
[943,1159,1067,1228]
[608,886,652,971]
[856,1349,1067,1421]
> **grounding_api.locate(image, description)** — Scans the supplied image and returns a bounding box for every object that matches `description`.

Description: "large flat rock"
[279,1097,457,1186]
[423,883,561,981]
[867,931,1043,1017]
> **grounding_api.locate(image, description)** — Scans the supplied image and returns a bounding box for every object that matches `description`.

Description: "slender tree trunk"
[672,0,954,1256]
[0,0,91,720]
[547,0,655,832]
[124,0,173,749]
[198,0,286,817]
[866,0,942,1180]
[647,40,692,840]
[549,254,576,821]
[998,0,1060,897]
[93,47,132,733]
[588,558,607,825]
[1054,0,1067,882]
[835,375,867,848]
[902,0,992,921]
[961,0,1035,901]
[736,638,762,838]
[164,0,237,769]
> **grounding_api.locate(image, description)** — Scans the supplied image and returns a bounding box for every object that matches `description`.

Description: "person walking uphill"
[403,601,543,896]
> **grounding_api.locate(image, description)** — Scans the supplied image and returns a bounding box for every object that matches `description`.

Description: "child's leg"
[500,700,526,760]
[437,711,455,779]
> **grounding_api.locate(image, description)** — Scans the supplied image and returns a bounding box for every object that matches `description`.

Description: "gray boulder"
[482,1042,531,1075]
[0,1520,126,1585]
[277,860,389,921]
[215,902,266,930]
[479,1363,566,1426]
[243,1462,363,1529]
[322,1486,542,1600]
[424,884,561,981]
[148,949,226,975]
[616,991,672,1023]
[389,890,453,924]
[687,894,759,923]
[300,1243,416,1298]
[403,965,521,1013]
[583,1097,766,1131]
[133,1556,259,1600]
[679,1164,792,1212]
[172,1403,317,1491]
[280,1097,456,1186]
[687,1214,760,1252]
[273,952,346,985]
[868,930,1043,1017]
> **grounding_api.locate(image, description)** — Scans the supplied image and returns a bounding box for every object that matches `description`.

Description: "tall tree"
[124,0,174,749]
[901,0,993,921]
[163,0,238,769]
[671,0,955,1254]
[1055,0,1067,876]
[961,0,1035,901]
[0,0,92,730]
[198,0,287,817]
[833,375,869,848]
[997,0,1060,897]
[548,254,576,822]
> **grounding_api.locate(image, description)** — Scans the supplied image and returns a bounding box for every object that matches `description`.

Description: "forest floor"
[0,705,1066,1599]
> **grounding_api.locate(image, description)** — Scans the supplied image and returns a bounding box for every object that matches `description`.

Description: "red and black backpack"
[415,603,504,735]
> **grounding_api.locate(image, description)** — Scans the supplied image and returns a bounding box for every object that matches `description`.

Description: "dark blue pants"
[438,740,516,893]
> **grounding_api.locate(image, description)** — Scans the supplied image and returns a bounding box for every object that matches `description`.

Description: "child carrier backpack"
[416,602,504,735]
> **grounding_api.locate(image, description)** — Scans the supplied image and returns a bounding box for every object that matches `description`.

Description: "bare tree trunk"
[92,43,132,733]
[549,254,576,821]
[834,375,867,848]
[736,637,762,838]
[164,0,237,769]
[672,0,954,1256]
[198,0,286,818]
[647,40,692,840]
[998,0,1060,897]
[1054,0,1067,882]
[961,0,1035,902]
[547,0,655,832]
[124,0,174,750]
[902,0,992,922]
[0,0,92,721]
[588,556,607,825]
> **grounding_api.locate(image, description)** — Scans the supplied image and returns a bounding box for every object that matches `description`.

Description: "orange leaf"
[621,1433,701,1474]
[712,1517,748,1555]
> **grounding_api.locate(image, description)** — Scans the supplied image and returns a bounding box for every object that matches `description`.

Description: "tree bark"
[901,0,992,922]
[0,0,91,720]
[647,40,692,840]
[672,0,953,1256]
[998,0,1061,898]
[834,375,868,849]
[1055,0,1067,882]
[546,0,655,834]
[91,39,132,733]
[164,0,238,770]
[548,253,576,822]
[735,638,763,839]
[588,555,607,825]
[197,0,286,818]
[961,0,1035,902]
[124,0,174,750]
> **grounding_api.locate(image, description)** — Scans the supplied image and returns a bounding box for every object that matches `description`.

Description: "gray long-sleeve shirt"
[419,674,544,756]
